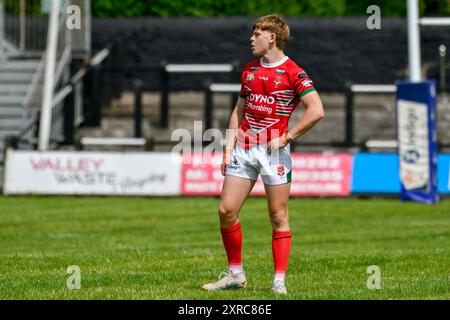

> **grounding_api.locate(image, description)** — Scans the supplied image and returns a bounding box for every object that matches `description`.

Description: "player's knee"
[218,205,236,220]
[270,210,289,229]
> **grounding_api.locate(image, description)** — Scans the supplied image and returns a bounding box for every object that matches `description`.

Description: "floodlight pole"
[38,0,60,150]
[407,0,422,82]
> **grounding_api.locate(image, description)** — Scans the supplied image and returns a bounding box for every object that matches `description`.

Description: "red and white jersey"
[237,56,316,148]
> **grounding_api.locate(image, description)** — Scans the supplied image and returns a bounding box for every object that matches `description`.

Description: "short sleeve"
[293,69,316,98]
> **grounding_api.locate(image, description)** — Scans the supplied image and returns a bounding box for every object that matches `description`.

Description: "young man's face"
[250,29,274,56]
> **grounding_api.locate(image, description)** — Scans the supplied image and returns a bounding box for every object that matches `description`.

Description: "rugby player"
[202,14,324,294]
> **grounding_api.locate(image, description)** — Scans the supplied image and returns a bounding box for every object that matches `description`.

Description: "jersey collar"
[259,56,289,68]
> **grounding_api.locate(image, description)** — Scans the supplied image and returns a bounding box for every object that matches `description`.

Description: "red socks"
[220,221,243,268]
[220,223,292,278]
[272,230,292,275]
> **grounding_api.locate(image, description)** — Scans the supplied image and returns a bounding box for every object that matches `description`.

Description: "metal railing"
[345,84,397,148]
[77,137,147,151]
[1,0,90,57]
[159,63,239,128]
[346,82,450,152]
[3,0,49,54]
[2,0,94,155]
[15,48,110,149]
[204,83,240,130]
[15,1,72,149]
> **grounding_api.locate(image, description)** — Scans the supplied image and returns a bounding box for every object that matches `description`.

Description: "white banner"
[397,99,430,190]
[4,150,181,195]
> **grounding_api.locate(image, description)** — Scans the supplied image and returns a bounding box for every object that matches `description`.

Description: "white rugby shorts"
[226,143,292,185]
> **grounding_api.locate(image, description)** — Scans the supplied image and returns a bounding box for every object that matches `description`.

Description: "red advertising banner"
[181,153,224,196]
[181,153,353,196]
[289,153,353,196]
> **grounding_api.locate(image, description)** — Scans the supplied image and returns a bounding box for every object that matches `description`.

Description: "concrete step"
[0,127,21,135]
[0,101,23,108]
[0,108,25,119]
[0,65,39,73]
[0,86,29,95]
[0,74,34,84]
[0,118,24,131]
[0,130,21,139]
[0,67,36,75]
[0,60,41,70]
[0,96,25,104]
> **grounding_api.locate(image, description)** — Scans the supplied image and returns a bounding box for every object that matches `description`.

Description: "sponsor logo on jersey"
[247,103,273,115]
[250,67,259,71]
[259,76,269,81]
[277,165,285,176]
[276,69,285,75]
[301,79,313,87]
[248,93,276,105]
[247,73,255,81]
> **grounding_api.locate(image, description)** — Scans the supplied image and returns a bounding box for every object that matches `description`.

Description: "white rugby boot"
[202,271,247,291]
[272,280,287,294]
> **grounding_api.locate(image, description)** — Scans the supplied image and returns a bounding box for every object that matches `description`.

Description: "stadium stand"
[1,2,450,189]
[0,57,42,160]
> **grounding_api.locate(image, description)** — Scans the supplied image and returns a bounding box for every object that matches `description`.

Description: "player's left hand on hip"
[267,136,287,154]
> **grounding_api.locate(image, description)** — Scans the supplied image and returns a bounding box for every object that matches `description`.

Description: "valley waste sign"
[3,150,181,195]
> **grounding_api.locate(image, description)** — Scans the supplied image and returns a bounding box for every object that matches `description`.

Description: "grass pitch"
[0,196,449,300]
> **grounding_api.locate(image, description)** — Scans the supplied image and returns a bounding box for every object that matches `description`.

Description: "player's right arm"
[221,97,245,176]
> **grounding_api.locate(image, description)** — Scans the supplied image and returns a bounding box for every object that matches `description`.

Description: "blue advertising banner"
[437,154,450,194]
[396,81,439,204]
[351,153,400,193]
[351,153,449,194]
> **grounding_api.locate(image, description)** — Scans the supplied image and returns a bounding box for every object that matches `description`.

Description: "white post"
[85,0,91,57]
[407,0,422,82]
[38,0,61,151]
[0,0,5,62]
[419,18,450,26]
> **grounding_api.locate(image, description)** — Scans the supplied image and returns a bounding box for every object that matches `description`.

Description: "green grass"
[0,196,449,300]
